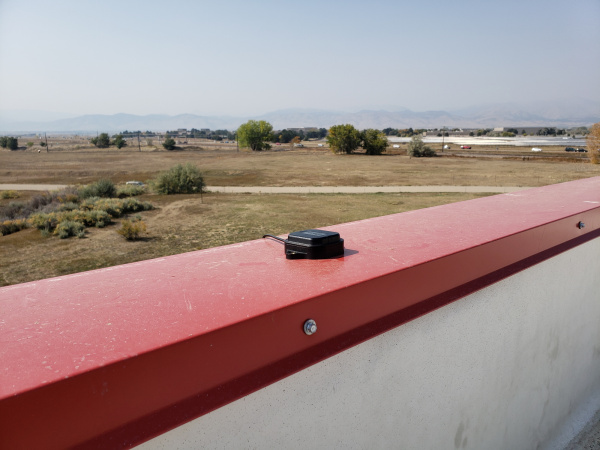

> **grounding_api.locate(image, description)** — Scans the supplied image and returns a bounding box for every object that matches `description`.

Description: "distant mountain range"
[1,99,598,133]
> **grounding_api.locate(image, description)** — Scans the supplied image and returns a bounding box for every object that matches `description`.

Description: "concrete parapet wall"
[144,237,600,449]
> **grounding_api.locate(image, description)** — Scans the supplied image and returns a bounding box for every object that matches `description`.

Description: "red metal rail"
[1,178,599,449]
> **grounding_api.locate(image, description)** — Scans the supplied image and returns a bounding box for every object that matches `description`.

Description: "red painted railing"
[1,177,599,449]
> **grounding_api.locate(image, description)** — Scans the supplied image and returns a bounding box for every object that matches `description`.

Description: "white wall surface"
[141,238,600,450]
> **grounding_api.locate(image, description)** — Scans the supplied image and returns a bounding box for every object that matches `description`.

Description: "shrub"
[117,184,146,198]
[92,198,124,217]
[0,219,28,236]
[79,179,116,199]
[56,220,85,239]
[57,201,79,212]
[163,137,176,150]
[29,212,60,231]
[5,187,153,238]
[408,136,437,158]
[7,137,18,150]
[27,142,34,148]
[29,209,112,231]
[91,133,110,148]
[92,178,116,198]
[117,219,147,240]
[1,201,25,220]
[153,163,205,194]
[1,190,19,199]
[113,134,127,149]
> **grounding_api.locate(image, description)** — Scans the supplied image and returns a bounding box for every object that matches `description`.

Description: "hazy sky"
[1,0,599,117]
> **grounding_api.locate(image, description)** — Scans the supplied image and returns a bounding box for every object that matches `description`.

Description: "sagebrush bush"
[2,185,153,238]
[0,219,28,236]
[29,212,59,231]
[58,201,79,212]
[1,190,19,199]
[153,163,205,194]
[79,179,116,199]
[92,197,153,217]
[117,219,147,240]
[1,201,25,220]
[56,220,85,239]
[117,184,146,198]
[29,209,112,231]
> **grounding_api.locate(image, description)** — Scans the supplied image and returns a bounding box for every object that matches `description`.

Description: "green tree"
[361,129,388,155]
[163,137,176,150]
[327,124,361,154]
[113,134,127,149]
[6,137,18,150]
[91,133,110,148]
[408,135,436,157]
[237,120,273,151]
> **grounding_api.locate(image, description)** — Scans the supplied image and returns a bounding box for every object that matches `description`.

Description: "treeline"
[382,127,428,137]
[273,128,328,143]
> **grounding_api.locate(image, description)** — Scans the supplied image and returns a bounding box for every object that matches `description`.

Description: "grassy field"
[1,143,598,187]
[1,142,599,286]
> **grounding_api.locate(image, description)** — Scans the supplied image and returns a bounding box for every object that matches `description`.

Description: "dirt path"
[206,185,530,193]
[0,184,531,193]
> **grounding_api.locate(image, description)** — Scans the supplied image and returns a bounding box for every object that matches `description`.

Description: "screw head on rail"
[578,221,585,229]
[303,319,317,335]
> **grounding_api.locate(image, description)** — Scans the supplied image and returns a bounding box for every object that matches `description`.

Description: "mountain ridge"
[1,100,598,133]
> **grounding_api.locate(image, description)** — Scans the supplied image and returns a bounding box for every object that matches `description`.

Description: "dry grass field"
[1,140,598,187]
[1,141,599,286]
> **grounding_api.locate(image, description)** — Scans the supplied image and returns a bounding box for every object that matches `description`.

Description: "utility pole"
[137,133,141,152]
[45,132,49,152]
[441,126,446,152]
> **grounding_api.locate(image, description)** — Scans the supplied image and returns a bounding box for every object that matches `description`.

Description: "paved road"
[0,184,531,194]
[0,184,69,191]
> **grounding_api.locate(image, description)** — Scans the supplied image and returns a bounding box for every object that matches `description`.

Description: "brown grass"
[0,191,492,286]
[1,144,598,187]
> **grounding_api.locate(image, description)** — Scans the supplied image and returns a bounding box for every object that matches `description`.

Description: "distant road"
[0,184,69,191]
[0,184,530,193]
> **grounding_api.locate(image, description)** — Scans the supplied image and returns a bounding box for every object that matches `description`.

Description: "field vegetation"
[1,141,599,286]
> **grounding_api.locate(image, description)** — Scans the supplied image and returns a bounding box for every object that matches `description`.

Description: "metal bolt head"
[303,319,317,335]
[578,221,585,229]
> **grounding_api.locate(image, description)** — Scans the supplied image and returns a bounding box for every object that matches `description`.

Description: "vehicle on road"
[565,147,576,152]
[577,148,588,153]
[460,145,471,149]
[531,148,542,152]
[126,181,144,186]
